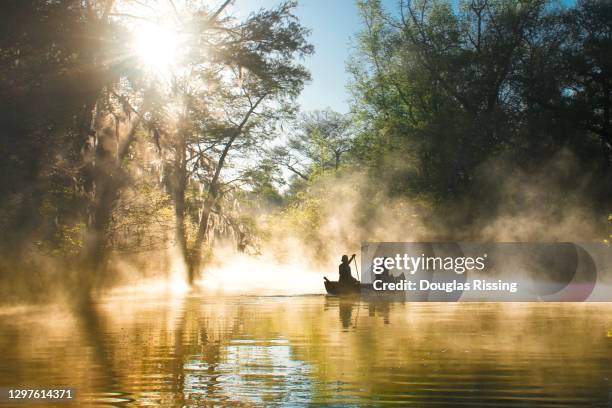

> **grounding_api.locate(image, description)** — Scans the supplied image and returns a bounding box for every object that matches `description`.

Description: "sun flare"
[131,22,183,76]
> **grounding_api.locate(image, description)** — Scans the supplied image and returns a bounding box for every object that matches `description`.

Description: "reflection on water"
[1,294,612,406]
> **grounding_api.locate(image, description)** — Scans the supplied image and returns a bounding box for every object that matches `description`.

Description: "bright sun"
[132,22,183,76]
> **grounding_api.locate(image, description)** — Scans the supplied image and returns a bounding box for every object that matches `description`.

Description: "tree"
[272,109,354,184]
[0,0,313,293]
[351,0,556,195]
[349,0,611,225]
[0,0,145,292]
[152,1,312,284]
[561,0,612,164]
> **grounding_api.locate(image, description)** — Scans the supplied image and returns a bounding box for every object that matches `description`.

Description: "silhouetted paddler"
[339,254,358,284]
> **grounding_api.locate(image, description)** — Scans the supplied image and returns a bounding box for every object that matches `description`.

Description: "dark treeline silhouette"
[0,0,610,301]
[0,0,312,299]
[346,0,611,213]
[268,0,610,259]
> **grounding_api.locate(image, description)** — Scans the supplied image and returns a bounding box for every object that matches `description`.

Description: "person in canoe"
[339,254,359,284]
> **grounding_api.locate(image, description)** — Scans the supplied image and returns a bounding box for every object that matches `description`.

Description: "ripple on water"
[1,297,612,406]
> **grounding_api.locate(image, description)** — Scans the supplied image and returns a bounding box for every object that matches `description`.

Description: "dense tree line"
[0,0,610,299]
[268,0,610,252]
[347,0,611,209]
[0,0,311,297]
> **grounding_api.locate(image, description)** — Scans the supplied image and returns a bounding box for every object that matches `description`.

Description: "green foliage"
[51,223,86,257]
[1,0,611,292]
[270,109,355,189]
[349,0,611,210]
[0,0,313,287]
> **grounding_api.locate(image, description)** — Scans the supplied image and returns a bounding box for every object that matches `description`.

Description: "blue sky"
[237,0,365,114]
[290,0,362,113]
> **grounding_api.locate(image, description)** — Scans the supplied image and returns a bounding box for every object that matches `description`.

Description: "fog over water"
[1,293,612,406]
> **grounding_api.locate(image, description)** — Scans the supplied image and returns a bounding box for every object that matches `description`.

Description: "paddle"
[353,255,360,281]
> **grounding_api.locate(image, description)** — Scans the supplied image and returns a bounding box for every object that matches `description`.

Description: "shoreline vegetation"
[0,0,610,304]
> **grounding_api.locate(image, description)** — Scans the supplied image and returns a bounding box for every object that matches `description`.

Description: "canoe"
[323,275,407,298]
[323,277,370,295]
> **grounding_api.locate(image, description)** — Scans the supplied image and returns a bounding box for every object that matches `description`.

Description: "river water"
[1,292,612,406]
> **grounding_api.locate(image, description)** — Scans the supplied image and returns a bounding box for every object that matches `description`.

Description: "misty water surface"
[1,293,612,406]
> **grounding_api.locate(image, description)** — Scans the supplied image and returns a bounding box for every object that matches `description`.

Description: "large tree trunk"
[188,194,216,284]
[174,187,191,281]
[80,114,142,292]
[173,167,191,283]
[168,132,195,283]
[81,177,120,291]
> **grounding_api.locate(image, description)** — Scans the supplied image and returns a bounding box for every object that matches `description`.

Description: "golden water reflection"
[1,294,612,406]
